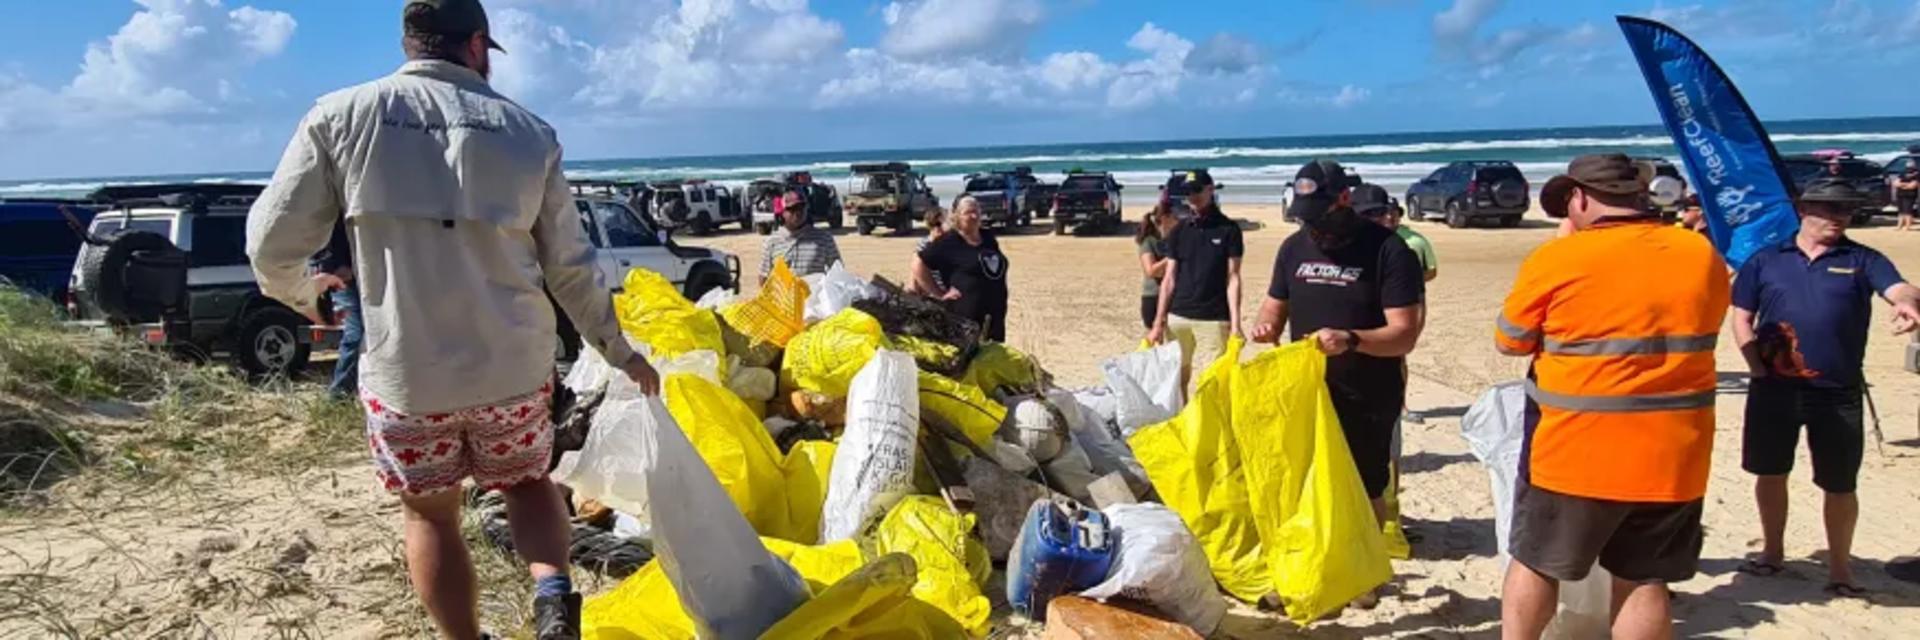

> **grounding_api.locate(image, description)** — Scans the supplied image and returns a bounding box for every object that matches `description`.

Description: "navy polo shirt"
[1733,238,1904,388]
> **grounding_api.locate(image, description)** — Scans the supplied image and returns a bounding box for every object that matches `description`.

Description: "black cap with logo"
[405,0,506,52]
[1287,159,1363,225]
[1165,169,1217,196]
[1350,184,1393,217]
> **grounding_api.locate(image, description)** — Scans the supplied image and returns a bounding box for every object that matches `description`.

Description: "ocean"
[6,116,1917,206]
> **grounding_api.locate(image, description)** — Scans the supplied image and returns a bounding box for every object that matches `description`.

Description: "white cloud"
[1037,51,1115,93]
[1277,83,1372,109]
[1330,84,1371,108]
[879,0,1044,61]
[229,5,295,57]
[1186,33,1263,74]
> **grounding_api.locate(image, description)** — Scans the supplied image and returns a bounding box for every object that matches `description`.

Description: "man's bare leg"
[1824,491,1859,586]
[1501,561,1559,640]
[1755,474,1790,565]
[501,478,573,582]
[402,489,480,640]
[1610,578,1674,640]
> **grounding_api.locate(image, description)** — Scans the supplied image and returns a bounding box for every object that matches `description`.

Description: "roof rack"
[89,183,264,210]
[851,162,912,174]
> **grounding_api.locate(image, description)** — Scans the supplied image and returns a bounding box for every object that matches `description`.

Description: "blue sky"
[2,0,1918,180]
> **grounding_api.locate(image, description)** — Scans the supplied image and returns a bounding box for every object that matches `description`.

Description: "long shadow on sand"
[1215,583,1501,639]
[1673,556,1920,637]
[1400,451,1476,475]
[1404,516,1499,562]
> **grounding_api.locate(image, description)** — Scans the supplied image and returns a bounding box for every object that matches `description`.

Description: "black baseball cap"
[1165,169,1217,196]
[1797,177,1868,206]
[1286,159,1361,220]
[1350,184,1392,217]
[405,0,506,52]
[1541,154,1646,218]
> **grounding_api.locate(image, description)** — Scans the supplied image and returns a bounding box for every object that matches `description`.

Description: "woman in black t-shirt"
[912,195,1012,341]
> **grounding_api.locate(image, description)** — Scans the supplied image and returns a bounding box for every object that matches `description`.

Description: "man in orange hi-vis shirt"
[1494,154,1730,640]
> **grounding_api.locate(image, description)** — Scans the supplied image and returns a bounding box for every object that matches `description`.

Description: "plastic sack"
[782,308,885,399]
[552,379,659,520]
[1463,381,1612,640]
[872,496,993,636]
[1126,337,1267,602]
[1103,340,1184,437]
[1080,503,1227,636]
[722,258,810,348]
[613,269,727,367]
[803,261,879,325]
[583,537,862,640]
[762,553,970,640]
[666,374,825,543]
[1009,397,1066,463]
[1040,440,1100,505]
[637,392,809,639]
[695,286,737,310]
[1231,342,1391,624]
[821,350,922,543]
[961,342,1042,395]
[728,365,777,403]
[918,371,1005,450]
[1046,389,1151,499]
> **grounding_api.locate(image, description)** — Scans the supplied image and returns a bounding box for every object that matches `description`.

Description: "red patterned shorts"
[363,380,554,496]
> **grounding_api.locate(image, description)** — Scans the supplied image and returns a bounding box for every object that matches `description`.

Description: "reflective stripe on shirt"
[1541,332,1718,356]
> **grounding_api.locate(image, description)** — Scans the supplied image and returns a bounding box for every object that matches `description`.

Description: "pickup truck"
[961,172,1029,228]
[1048,171,1123,235]
[844,162,937,235]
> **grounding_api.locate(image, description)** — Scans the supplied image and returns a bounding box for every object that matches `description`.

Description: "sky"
[2,0,1919,180]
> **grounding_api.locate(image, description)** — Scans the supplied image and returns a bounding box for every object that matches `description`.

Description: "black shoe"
[534,592,582,640]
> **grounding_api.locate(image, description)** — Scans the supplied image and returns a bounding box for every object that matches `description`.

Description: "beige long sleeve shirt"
[246,60,634,413]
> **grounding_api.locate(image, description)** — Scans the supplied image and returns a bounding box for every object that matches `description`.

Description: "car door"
[1413,167,1444,212]
[572,200,625,289]
[590,200,687,288]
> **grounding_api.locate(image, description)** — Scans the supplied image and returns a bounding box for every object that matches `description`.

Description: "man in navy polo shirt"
[1733,177,1920,597]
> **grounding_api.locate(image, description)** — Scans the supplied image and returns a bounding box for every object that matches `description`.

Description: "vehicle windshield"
[965,176,1007,191]
[856,173,901,195]
[1474,166,1524,182]
[1061,176,1106,191]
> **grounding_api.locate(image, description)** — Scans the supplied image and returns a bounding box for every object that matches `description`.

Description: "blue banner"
[1618,16,1798,268]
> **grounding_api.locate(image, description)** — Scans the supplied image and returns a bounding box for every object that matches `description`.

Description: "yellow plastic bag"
[584,538,868,640]
[781,309,885,398]
[891,334,962,372]
[1229,342,1391,624]
[614,269,727,365]
[1382,462,1411,560]
[665,374,829,544]
[1127,337,1269,602]
[872,496,992,637]
[917,371,1004,451]
[959,343,1041,394]
[723,259,811,348]
[762,553,970,640]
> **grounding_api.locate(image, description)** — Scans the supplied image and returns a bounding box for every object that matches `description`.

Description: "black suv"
[1405,161,1531,228]
[1049,170,1123,235]
[1782,153,1887,224]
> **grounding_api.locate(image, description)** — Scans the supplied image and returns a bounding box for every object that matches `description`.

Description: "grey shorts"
[1510,481,1703,584]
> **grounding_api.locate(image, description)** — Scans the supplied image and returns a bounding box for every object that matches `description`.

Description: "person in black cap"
[1251,168,1426,533]
[760,187,842,282]
[247,2,636,638]
[1732,176,1920,598]
[1147,169,1245,390]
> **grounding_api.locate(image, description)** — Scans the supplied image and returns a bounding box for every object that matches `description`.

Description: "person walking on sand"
[1732,178,1920,598]
[1892,166,1917,232]
[760,188,842,283]
[913,195,1012,341]
[1147,170,1244,389]
[908,207,947,295]
[1136,203,1178,329]
[1494,154,1729,640]
[246,2,661,638]
[1251,175,1426,533]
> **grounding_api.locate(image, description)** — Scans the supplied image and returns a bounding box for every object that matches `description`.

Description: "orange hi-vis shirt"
[1495,220,1731,502]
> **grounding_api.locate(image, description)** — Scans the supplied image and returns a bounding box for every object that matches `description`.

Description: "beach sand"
[6,204,1920,637]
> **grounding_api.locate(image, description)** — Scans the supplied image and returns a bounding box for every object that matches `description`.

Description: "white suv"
[648,179,746,236]
[564,192,739,358]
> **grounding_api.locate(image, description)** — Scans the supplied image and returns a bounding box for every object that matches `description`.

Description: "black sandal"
[1824,582,1869,599]
[1737,558,1787,577]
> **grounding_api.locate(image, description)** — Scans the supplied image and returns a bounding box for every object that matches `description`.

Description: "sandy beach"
[6,203,1920,638]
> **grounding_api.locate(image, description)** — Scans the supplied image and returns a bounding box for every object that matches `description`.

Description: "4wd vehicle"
[1782,152,1887,224]
[1008,166,1057,218]
[750,171,843,234]
[646,179,745,236]
[961,172,1031,228]
[1405,161,1531,228]
[1,200,95,301]
[844,162,938,236]
[1631,157,1688,218]
[65,184,335,378]
[1048,170,1123,235]
[562,184,741,359]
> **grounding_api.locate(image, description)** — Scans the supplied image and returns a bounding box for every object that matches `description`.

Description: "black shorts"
[1140,296,1158,329]
[1898,192,1916,215]
[1327,378,1402,499]
[1742,378,1865,493]
[1510,481,1704,584]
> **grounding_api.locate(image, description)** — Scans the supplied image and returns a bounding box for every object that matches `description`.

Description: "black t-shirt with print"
[919,230,1011,323]
[1269,223,1425,395]
[1165,208,1245,321]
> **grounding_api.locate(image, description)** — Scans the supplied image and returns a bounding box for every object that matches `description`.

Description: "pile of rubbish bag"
[535,259,1406,638]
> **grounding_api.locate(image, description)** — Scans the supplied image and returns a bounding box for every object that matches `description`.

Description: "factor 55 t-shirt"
[1165,208,1245,321]
[1269,223,1425,391]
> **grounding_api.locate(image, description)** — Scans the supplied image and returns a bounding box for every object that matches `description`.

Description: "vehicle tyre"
[739,215,753,232]
[80,229,186,323]
[690,213,713,236]
[1445,202,1469,229]
[1018,213,1032,227]
[829,207,845,230]
[857,218,876,236]
[1053,219,1069,236]
[234,306,310,378]
[1500,214,1522,228]
[1405,195,1424,221]
[894,211,913,236]
[682,264,733,302]
[755,222,773,235]
[1853,210,1874,226]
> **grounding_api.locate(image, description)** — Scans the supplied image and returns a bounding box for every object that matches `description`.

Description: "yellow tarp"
[664,375,831,544]
[614,269,727,369]
[872,496,992,637]
[1229,342,1392,624]
[959,342,1041,394]
[1126,337,1268,602]
[722,258,811,348]
[781,309,885,398]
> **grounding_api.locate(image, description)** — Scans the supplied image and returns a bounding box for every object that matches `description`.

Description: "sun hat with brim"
[1797,177,1868,206]
[406,0,506,52]
[1541,153,1647,218]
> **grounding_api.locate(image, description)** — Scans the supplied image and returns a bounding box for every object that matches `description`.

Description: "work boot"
[534,592,582,640]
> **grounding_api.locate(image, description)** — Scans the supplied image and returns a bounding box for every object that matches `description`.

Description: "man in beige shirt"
[245,2,655,638]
